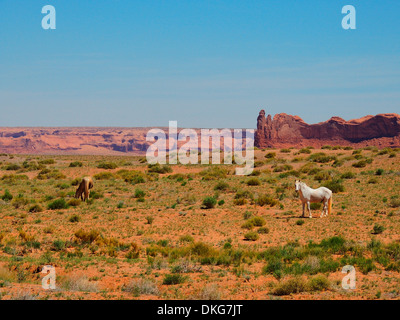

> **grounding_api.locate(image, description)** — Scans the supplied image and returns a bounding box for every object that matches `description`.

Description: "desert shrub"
[242,216,266,229]
[69,161,83,167]
[234,198,247,206]
[191,242,215,257]
[296,220,304,226]
[214,181,229,191]
[377,148,391,155]
[258,227,270,234]
[246,178,261,186]
[372,224,385,235]
[19,230,35,242]
[368,178,378,184]
[48,198,68,210]
[319,236,346,253]
[241,221,255,230]
[280,149,291,153]
[37,169,65,180]
[5,163,21,171]
[125,244,141,260]
[389,198,400,208]
[39,159,55,165]
[179,235,194,244]
[116,170,145,184]
[71,178,81,186]
[332,158,344,167]
[62,275,98,292]
[244,231,259,241]
[75,229,100,243]
[279,170,300,178]
[84,190,101,200]
[248,216,266,227]
[56,183,70,190]
[123,278,159,296]
[314,171,333,182]
[271,277,307,296]
[68,199,81,207]
[265,152,276,159]
[299,163,320,174]
[52,240,66,251]
[273,164,293,172]
[341,171,356,179]
[28,204,43,213]
[69,214,81,223]
[12,196,29,209]
[235,190,254,200]
[308,153,336,163]
[134,188,146,199]
[256,194,278,207]
[262,258,283,278]
[307,275,330,292]
[97,162,118,169]
[323,179,344,193]
[202,196,217,209]
[299,148,312,154]
[163,274,186,285]
[1,174,29,183]
[199,167,227,180]
[147,164,172,174]
[1,190,13,202]
[243,211,252,220]
[352,160,367,168]
[254,161,265,168]
[194,284,221,300]
[94,172,114,180]
[145,216,154,225]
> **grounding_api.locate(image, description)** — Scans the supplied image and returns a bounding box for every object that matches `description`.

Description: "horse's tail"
[328,194,332,215]
[75,180,83,198]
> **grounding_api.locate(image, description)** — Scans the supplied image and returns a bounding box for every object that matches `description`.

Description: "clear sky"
[0,0,399,128]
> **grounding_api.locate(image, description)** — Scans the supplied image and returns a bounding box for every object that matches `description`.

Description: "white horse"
[294,180,333,218]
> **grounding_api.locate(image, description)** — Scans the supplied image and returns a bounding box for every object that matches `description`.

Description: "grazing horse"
[294,180,332,218]
[75,177,94,201]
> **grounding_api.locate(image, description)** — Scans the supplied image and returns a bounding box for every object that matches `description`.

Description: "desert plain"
[0,146,399,300]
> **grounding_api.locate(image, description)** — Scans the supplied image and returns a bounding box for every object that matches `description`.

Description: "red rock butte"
[255,110,400,149]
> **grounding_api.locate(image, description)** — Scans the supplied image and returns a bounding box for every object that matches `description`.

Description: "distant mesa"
[0,127,154,155]
[0,111,399,155]
[255,110,400,148]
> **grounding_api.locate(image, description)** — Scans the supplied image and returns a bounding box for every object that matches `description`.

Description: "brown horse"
[75,177,94,201]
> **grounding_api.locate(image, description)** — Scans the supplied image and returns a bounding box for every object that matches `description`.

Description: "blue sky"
[0,0,399,128]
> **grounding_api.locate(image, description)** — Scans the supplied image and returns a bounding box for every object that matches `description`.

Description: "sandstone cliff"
[255,110,400,148]
[0,127,152,155]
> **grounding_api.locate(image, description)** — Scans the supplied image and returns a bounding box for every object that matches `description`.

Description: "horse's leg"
[321,201,327,218]
[302,202,305,217]
[307,201,312,218]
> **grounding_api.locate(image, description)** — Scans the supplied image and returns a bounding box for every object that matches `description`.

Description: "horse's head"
[295,180,301,192]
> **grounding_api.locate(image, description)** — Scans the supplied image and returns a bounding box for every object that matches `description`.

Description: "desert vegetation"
[0,147,399,300]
